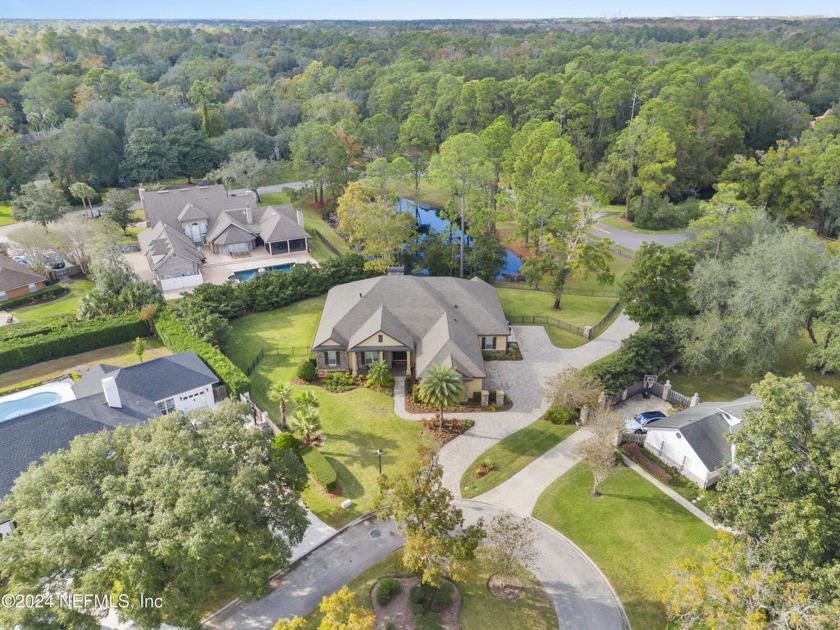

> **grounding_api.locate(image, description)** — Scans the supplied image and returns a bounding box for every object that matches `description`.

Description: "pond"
[396,198,522,277]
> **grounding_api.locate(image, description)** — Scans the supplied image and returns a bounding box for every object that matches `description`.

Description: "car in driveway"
[624,410,667,434]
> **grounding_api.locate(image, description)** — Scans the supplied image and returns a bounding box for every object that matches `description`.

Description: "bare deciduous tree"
[576,409,623,496]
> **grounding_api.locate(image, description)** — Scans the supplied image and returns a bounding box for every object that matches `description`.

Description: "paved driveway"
[589,221,689,251]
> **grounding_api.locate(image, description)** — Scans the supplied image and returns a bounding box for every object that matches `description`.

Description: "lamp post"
[376,449,383,475]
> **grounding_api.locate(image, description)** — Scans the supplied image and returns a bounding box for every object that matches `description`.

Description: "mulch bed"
[405,381,512,414]
[371,577,461,630]
[482,342,523,361]
[488,574,523,600]
[421,417,475,446]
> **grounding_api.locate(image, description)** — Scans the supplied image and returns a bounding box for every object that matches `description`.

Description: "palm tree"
[69,182,97,218]
[366,360,393,389]
[269,382,294,430]
[296,389,320,409]
[289,404,322,446]
[416,364,465,430]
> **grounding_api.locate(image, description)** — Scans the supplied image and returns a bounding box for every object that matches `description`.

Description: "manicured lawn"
[259,192,351,263]
[0,339,169,390]
[668,331,840,402]
[599,214,686,235]
[0,204,14,226]
[226,298,424,528]
[11,279,94,322]
[302,547,557,629]
[461,420,578,498]
[533,463,715,630]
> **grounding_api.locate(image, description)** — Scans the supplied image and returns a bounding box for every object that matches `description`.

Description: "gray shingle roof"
[0,254,47,293]
[137,221,205,270]
[140,184,257,228]
[313,276,508,379]
[1,352,219,510]
[177,203,208,222]
[258,206,310,243]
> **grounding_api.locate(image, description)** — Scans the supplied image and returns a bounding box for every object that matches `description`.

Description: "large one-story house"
[0,254,48,302]
[0,352,221,538]
[138,184,311,290]
[643,395,759,488]
[312,275,509,398]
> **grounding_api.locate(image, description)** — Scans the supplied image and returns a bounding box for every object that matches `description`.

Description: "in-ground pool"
[229,263,295,282]
[0,391,63,422]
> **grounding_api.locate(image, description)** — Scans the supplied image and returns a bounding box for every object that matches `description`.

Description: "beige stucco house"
[312,275,509,398]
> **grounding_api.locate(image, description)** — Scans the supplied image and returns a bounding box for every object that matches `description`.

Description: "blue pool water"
[396,198,522,277]
[0,391,63,422]
[229,263,295,282]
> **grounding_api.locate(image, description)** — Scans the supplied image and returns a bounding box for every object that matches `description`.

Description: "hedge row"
[155,309,250,396]
[0,313,77,342]
[300,445,337,492]
[0,314,149,374]
[1,285,67,310]
[185,254,376,317]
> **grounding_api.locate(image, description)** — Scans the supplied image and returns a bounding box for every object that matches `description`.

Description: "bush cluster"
[587,330,679,395]
[633,197,703,230]
[2,284,67,309]
[543,405,578,425]
[155,309,250,396]
[322,372,356,392]
[0,313,149,374]
[272,432,302,456]
[300,445,337,492]
[376,578,401,606]
[409,582,454,613]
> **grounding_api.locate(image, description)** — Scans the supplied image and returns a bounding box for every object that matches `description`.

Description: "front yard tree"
[416,364,465,430]
[69,181,97,217]
[11,181,68,227]
[219,150,274,202]
[378,445,484,586]
[289,402,322,446]
[486,513,538,590]
[547,367,604,413]
[619,242,695,329]
[428,132,493,278]
[104,188,136,234]
[0,401,308,630]
[575,409,623,496]
[709,374,840,601]
[317,586,375,630]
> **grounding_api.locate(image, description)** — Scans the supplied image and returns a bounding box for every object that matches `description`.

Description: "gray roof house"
[0,352,220,536]
[312,275,509,397]
[0,254,48,302]
[643,395,760,488]
[138,184,311,289]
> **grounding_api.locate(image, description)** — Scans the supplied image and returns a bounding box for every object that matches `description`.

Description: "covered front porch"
[350,348,412,376]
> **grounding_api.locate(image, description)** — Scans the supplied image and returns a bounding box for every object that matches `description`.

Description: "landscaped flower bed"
[405,378,512,413]
[482,342,522,361]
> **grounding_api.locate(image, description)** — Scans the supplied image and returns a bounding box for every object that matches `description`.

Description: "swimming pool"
[228,263,295,282]
[0,391,63,422]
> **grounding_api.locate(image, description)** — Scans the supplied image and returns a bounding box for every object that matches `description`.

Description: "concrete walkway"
[473,428,591,516]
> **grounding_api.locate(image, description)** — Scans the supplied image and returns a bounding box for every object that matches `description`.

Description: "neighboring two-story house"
[312,275,509,398]
[137,184,311,290]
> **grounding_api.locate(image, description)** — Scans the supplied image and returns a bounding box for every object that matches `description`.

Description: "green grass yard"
[226,298,423,528]
[668,332,840,402]
[461,420,578,498]
[532,463,715,630]
[301,547,557,629]
[11,279,94,322]
[0,204,14,226]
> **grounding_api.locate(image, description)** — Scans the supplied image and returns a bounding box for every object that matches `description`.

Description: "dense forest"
[0,18,839,235]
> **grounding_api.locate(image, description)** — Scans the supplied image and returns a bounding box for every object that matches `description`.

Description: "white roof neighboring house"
[644,395,759,489]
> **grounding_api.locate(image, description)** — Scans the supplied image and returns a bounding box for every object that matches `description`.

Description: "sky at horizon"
[1,1,839,21]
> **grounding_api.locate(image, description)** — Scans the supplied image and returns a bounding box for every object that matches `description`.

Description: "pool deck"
[201,250,316,285]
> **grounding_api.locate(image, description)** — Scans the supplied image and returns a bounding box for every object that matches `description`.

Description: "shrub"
[621,443,673,484]
[0,313,149,374]
[416,612,443,630]
[322,371,356,392]
[366,360,394,389]
[409,582,454,613]
[376,578,401,606]
[272,432,301,456]
[296,359,317,381]
[587,330,678,395]
[544,405,578,425]
[300,445,338,492]
[155,309,249,396]
[3,284,67,310]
